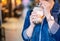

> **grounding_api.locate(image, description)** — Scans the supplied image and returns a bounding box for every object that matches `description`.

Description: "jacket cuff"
[23,30,30,39]
[49,22,60,34]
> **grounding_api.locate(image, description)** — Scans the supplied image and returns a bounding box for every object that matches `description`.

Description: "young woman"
[22,0,60,41]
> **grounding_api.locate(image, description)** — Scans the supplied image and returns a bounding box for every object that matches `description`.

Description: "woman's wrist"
[26,23,35,38]
[44,10,54,21]
[47,16,54,21]
[30,23,35,28]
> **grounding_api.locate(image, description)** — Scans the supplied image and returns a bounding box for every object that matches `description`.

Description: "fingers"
[30,15,36,23]
[30,11,38,23]
[30,14,37,21]
[31,11,37,15]
[30,12,43,23]
[40,0,54,10]
[41,1,50,7]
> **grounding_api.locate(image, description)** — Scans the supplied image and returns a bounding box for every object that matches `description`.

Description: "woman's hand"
[30,11,38,25]
[30,7,44,24]
[40,0,54,20]
[40,0,54,11]
[30,11,37,25]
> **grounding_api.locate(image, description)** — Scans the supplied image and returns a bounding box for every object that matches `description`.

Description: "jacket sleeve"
[22,10,32,41]
[51,24,60,41]
[49,22,60,34]
[49,22,60,41]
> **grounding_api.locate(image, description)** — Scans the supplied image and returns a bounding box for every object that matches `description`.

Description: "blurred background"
[0,0,60,41]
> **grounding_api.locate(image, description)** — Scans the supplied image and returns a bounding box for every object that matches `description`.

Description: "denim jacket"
[22,10,60,41]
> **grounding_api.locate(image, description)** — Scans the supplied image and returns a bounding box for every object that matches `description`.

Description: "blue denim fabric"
[22,10,57,41]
